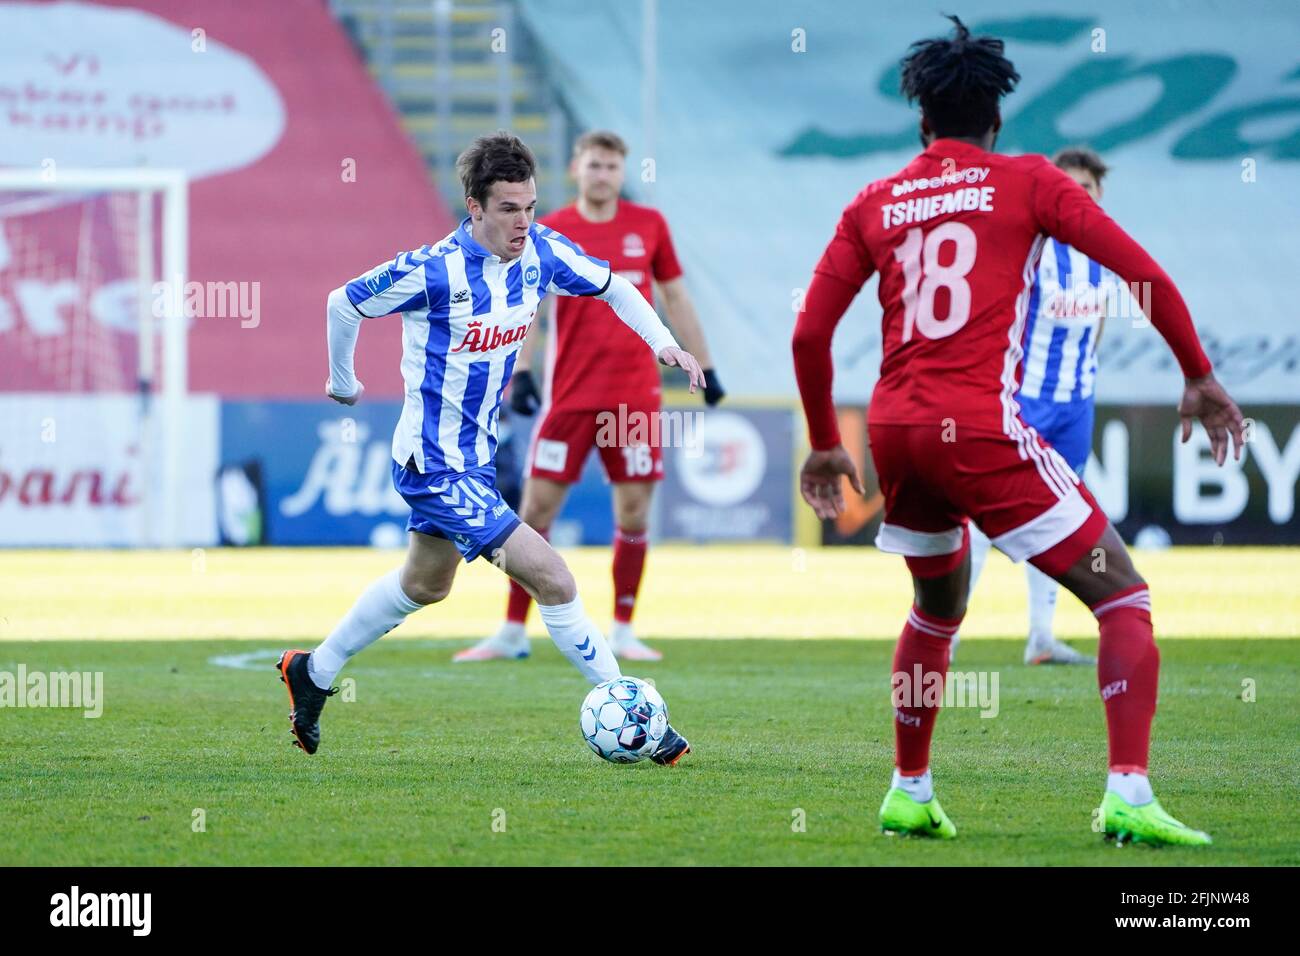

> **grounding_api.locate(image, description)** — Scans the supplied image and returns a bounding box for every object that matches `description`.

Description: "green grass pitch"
[1,546,1296,866]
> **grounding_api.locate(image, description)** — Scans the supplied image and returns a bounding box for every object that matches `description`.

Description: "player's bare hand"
[1179,373,1244,465]
[325,378,364,406]
[657,346,705,393]
[800,445,865,520]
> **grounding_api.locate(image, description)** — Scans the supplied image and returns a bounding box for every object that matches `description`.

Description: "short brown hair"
[572,130,628,159]
[456,131,536,205]
[1053,145,1108,183]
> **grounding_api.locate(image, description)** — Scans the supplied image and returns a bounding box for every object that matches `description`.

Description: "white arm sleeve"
[326,286,366,397]
[596,273,680,355]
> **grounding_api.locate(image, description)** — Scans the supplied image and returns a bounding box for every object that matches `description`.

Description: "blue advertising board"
[220,400,411,545]
[219,400,800,546]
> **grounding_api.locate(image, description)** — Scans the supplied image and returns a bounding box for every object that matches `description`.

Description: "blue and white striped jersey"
[343,217,611,474]
[1018,238,1117,404]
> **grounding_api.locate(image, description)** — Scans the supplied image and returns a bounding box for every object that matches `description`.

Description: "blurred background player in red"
[456,130,724,663]
[793,16,1244,845]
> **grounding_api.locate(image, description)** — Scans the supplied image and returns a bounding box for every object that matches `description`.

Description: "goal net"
[0,168,191,547]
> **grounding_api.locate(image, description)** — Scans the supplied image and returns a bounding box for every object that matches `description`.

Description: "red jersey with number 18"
[538,201,683,411]
[813,138,1211,437]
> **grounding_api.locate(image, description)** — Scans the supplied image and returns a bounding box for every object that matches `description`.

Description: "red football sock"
[1092,585,1158,773]
[505,526,548,624]
[892,606,960,776]
[612,527,648,624]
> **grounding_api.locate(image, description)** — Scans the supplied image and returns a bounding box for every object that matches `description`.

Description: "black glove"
[703,368,725,407]
[509,369,542,416]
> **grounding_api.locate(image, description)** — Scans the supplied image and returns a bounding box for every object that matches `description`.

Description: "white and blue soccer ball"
[579,677,668,764]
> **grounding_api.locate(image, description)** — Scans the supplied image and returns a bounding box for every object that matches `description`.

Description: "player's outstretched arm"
[326,286,366,405]
[1031,161,1245,462]
[325,251,432,406]
[657,277,724,405]
[596,273,704,393]
[792,270,866,516]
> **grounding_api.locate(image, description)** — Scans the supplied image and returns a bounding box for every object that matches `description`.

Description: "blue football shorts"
[1016,395,1095,476]
[391,459,521,561]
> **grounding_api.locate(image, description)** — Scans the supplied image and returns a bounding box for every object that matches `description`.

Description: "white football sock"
[537,596,620,685]
[967,524,992,595]
[495,621,527,646]
[1026,563,1060,644]
[1106,771,1154,806]
[952,525,994,648]
[608,621,633,649]
[309,569,422,689]
[892,768,934,803]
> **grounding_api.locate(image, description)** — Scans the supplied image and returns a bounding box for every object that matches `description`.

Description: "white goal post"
[0,167,189,547]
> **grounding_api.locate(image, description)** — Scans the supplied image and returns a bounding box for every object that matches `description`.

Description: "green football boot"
[1099,791,1212,846]
[879,787,957,839]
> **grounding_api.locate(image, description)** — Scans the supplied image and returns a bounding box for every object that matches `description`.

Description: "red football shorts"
[527,399,664,484]
[868,422,1108,578]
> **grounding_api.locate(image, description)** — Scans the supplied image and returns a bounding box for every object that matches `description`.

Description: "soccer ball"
[579,677,668,764]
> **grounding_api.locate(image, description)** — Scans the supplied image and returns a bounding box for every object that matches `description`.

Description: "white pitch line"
[208,649,283,671]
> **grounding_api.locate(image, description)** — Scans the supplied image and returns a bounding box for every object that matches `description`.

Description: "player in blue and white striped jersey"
[276,133,702,764]
[964,147,1117,666]
[330,214,624,477]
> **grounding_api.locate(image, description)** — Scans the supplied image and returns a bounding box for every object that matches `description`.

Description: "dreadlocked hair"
[900,14,1020,139]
